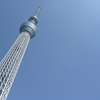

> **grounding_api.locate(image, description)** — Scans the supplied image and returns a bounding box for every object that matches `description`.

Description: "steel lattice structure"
[0,7,41,100]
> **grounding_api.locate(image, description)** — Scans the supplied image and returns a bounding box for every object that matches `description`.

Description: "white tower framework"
[0,7,41,100]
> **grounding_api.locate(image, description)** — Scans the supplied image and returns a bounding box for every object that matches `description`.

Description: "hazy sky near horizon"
[0,0,100,100]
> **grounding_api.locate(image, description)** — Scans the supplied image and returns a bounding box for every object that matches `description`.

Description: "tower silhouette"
[0,7,41,100]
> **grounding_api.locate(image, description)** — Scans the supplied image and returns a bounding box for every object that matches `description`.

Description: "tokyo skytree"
[0,7,41,100]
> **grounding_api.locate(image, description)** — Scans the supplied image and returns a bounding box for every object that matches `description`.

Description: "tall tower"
[0,7,41,100]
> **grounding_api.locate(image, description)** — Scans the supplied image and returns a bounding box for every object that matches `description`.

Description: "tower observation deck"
[0,7,41,100]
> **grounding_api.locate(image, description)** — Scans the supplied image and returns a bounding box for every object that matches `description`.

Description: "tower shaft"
[0,31,30,100]
[0,7,41,100]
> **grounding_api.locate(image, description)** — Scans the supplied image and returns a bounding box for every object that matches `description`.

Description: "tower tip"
[39,6,42,9]
[28,6,42,25]
[35,6,42,17]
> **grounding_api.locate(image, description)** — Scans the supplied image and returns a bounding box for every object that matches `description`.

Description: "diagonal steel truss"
[0,31,30,100]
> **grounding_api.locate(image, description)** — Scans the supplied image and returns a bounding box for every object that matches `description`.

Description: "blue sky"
[0,0,100,100]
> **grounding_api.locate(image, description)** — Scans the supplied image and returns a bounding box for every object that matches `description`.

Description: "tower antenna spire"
[28,6,41,25]
[35,6,42,17]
